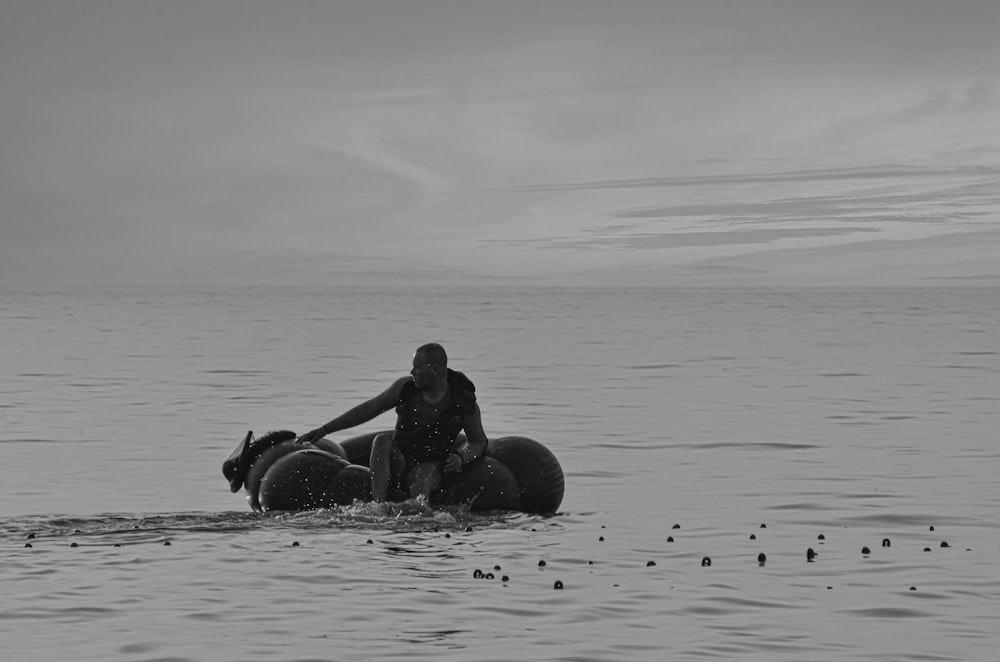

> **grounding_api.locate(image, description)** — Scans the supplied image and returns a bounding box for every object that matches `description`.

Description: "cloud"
[487,164,1000,194]
[486,226,880,251]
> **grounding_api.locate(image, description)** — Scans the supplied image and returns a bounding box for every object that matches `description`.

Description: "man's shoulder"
[447,370,477,408]
[382,376,413,403]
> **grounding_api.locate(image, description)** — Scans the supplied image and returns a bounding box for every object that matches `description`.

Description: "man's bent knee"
[371,432,394,456]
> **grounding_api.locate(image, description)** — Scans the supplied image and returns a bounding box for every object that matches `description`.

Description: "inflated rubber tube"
[244,442,300,511]
[337,430,563,514]
[259,450,372,511]
[480,436,565,515]
[224,429,563,514]
[433,457,522,511]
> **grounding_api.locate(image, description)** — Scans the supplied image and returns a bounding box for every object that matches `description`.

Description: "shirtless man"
[298,343,488,502]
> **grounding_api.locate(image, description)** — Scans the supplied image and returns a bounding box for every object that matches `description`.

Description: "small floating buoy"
[760,523,767,529]
[940,541,950,548]
[113,543,121,548]
[909,586,917,591]
[26,533,35,539]
[494,565,501,571]
[538,560,546,567]
[701,556,711,567]
[291,541,300,547]
[861,546,871,555]
[473,569,484,578]
[24,543,33,548]
[929,525,935,531]
[667,536,674,543]
[501,575,509,582]
[465,526,473,532]
[646,560,656,567]
[366,539,373,544]
[749,534,756,540]
[598,536,604,542]
[672,524,681,529]
[164,541,171,546]
[553,580,564,590]
[485,573,494,580]
[444,533,451,539]
[882,538,891,548]
[807,548,816,561]
[70,542,78,548]
[923,547,932,552]
[757,553,767,564]
[818,534,826,541]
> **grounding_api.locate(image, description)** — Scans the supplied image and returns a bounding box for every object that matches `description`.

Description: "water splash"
[1,503,552,544]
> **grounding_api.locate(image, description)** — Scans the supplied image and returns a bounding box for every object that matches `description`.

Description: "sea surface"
[2,285,998,661]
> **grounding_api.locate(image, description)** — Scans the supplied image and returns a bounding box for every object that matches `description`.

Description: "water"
[2,285,998,661]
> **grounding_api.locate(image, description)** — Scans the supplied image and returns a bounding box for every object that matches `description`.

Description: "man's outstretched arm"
[299,377,408,443]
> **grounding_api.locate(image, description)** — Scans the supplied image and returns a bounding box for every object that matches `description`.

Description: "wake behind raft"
[222,430,564,515]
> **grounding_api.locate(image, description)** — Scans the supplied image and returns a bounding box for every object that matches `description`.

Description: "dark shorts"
[394,435,452,469]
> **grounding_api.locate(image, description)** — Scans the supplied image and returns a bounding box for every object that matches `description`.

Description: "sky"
[2,0,999,287]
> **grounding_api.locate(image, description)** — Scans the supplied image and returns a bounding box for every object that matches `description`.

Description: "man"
[298,343,488,502]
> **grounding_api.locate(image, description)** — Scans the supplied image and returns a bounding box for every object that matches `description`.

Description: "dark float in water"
[222,430,565,514]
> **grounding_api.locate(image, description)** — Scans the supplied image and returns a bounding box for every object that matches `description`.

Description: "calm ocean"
[2,285,998,661]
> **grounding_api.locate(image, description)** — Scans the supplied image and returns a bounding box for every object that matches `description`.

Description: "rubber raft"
[222,430,564,514]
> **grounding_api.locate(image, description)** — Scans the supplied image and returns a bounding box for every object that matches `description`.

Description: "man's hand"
[297,427,327,445]
[444,452,463,475]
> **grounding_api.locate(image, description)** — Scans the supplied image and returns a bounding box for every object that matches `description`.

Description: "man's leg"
[370,432,405,502]
[406,462,444,500]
